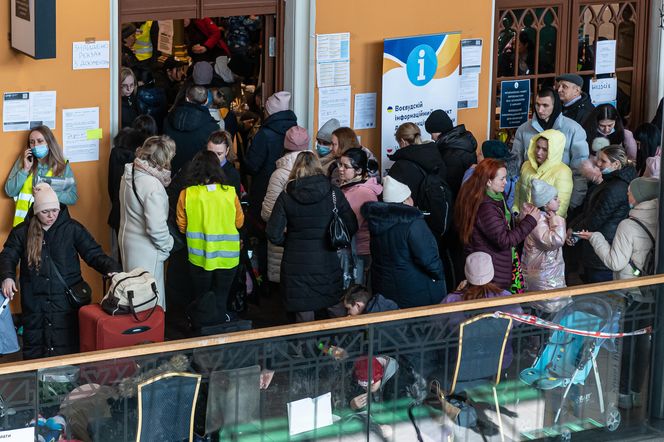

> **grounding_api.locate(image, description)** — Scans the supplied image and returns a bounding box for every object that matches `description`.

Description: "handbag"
[101,268,158,320]
[49,259,92,308]
[328,190,351,250]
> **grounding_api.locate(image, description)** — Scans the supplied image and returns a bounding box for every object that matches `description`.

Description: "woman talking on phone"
[5,126,78,227]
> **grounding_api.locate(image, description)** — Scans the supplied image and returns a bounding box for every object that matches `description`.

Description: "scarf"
[133,158,172,187]
[486,189,511,223]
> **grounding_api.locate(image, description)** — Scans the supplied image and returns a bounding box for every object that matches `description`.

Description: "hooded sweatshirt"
[341,177,383,256]
[513,129,574,217]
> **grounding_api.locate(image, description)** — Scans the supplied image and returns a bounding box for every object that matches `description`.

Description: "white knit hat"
[465,252,494,286]
[531,179,558,208]
[265,91,291,115]
[382,176,411,203]
[33,183,59,213]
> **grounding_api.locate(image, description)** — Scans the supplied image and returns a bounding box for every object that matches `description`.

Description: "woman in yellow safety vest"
[4,125,77,227]
[177,150,244,323]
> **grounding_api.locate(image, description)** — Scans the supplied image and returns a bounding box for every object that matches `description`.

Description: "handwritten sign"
[72,41,110,70]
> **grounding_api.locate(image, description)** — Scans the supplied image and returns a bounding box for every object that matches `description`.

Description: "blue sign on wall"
[499,80,530,129]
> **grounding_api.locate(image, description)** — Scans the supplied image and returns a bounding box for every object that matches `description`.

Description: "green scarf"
[486,189,511,223]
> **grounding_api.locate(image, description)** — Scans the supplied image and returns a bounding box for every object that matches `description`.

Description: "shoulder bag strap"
[628,216,655,275]
[131,165,144,208]
[48,257,71,293]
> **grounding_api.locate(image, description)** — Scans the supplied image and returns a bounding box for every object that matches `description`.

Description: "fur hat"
[284,126,310,151]
[316,118,341,143]
[33,183,59,213]
[464,252,494,286]
[192,62,213,86]
[630,177,660,203]
[265,91,291,115]
[531,179,558,208]
[382,176,411,203]
[424,109,453,135]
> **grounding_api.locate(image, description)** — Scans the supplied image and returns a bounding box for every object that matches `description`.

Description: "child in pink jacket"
[522,179,570,312]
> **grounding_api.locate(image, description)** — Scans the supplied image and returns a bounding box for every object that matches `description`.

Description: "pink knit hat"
[265,91,291,115]
[284,126,310,151]
[33,183,59,213]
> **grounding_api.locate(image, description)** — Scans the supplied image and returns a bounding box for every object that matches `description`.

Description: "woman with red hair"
[454,159,539,292]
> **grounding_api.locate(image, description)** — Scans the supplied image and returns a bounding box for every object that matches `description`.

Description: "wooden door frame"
[491,0,571,135]
[568,0,650,125]
[491,0,650,135]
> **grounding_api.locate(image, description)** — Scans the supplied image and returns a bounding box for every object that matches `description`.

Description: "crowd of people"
[0,34,660,365]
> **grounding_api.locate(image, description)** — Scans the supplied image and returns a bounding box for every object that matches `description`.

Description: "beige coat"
[261,151,301,282]
[588,199,658,280]
[118,164,173,309]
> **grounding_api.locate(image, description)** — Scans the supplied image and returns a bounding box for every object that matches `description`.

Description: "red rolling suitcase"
[79,304,165,352]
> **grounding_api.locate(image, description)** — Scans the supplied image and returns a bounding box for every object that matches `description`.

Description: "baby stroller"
[520,295,622,437]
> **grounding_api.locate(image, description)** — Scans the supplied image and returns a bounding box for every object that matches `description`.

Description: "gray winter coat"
[512,114,590,209]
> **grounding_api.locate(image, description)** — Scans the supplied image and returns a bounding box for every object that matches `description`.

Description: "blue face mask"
[31,144,49,159]
[629,203,635,209]
[601,167,614,175]
[598,127,616,136]
[316,144,331,157]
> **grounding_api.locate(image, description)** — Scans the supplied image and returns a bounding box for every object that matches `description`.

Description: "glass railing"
[0,276,663,441]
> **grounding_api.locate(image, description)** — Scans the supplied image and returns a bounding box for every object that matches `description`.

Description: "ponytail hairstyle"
[27,216,45,270]
[395,122,423,146]
[600,144,629,170]
[454,159,507,245]
[342,147,369,179]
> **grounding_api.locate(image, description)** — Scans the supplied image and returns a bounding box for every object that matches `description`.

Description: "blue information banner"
[499,80,530,129]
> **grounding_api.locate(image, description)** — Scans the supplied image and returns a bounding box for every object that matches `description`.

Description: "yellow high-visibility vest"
[133,21,153,61]
[185,184,240,271]
[13,169,53,227]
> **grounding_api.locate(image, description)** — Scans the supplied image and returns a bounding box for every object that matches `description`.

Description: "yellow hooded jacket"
[513,129,573,217]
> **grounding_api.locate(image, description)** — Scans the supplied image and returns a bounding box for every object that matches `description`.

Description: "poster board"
[381,32,460,174]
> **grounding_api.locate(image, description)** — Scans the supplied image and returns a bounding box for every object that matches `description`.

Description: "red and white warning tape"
[494,311,652,339]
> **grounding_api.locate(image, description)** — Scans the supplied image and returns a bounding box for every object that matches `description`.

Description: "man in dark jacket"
[244,91,297,222]
[362,176,446,308]
[556,73,594,126]
[163,85,220,175]
[425,109,477,198]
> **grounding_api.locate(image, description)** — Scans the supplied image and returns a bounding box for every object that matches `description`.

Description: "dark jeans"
[189,263,237,318]
[620,302,652,394]
[582,268,613,283]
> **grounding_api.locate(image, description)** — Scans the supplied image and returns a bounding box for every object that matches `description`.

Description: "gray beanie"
[630,177,660,203]
[316,118,341,143]
[192,61,213,86]
[531,179,558,208]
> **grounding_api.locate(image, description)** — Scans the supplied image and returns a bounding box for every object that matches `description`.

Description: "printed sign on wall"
[381,32,460,174]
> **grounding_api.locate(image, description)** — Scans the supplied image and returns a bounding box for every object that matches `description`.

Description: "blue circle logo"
[406,44,437,86]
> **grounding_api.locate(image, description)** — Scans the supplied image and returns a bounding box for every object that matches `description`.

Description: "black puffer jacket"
[362,202,446,308]
[164,102,220,174]
[436,125,477,197]
[244,110,297,220]
[388,141,447,202]
[562,92,594,126]
[0,206,121,359]
[266,175,358,312]
[569,165,636,271]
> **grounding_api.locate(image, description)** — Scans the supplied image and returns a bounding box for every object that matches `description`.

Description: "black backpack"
[628,217,655,276]
[402,160,454,238]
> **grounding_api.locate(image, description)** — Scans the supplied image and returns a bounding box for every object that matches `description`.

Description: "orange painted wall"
[0,1,112,305]
[314,0,494,156]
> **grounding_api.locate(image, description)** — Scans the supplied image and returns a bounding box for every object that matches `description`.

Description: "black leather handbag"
[50,259,92,308]
[328,190,351,250]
